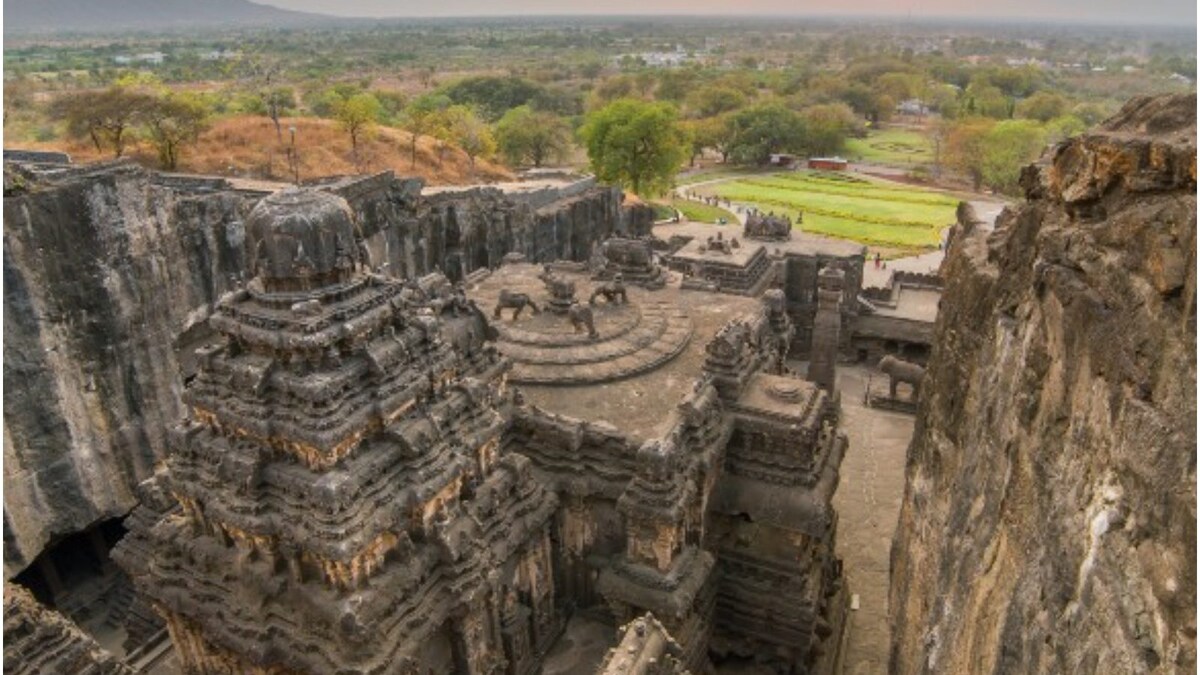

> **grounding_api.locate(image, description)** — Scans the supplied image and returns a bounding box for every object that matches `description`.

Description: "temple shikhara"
[112,186,852,674]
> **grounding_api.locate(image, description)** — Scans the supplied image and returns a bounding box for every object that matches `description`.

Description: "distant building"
[770,153,798,167]
[896,99,929,116]
[116,52,165,66]
[808,157,849,171]
[200,49,241,61]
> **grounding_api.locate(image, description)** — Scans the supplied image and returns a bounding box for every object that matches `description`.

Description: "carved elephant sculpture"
[567,303,598,340]
[589,276,628,305]
[879,354,925,401]
[493,290,540,320]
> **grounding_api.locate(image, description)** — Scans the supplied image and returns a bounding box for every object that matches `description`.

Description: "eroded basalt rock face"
[889,93,1196,674]
[2,163,650,578]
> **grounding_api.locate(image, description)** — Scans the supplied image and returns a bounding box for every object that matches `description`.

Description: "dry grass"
[22,115,514,186]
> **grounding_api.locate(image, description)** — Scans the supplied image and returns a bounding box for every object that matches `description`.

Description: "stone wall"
[2,162,649,578]
[889,94,1196,674]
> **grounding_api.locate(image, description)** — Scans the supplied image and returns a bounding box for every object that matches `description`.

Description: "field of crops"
[844,128,935,166]
[698,170,957,250]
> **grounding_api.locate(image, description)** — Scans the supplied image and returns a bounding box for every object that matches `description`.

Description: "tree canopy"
[143,93,210,170]
[333,92,383,154]
[443,104,496,173]
[441,76,548,121]
[50,86,156,157]
[495,105,571,168]
[726,104,807,165]
[579,98,688,196]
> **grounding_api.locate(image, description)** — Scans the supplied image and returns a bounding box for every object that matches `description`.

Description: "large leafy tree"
[441,75,545,121]
[726,104,807,165]
[579,99,688,197]
[143,93,211,170]
[681,115,735,166]
[1016,91,1068,123]
[685,85,748,118]
[979,120,1046,194]
[495,105,571,168]
[943,117,995,191]
[402,94,452,169]
[443,105,496,175]
[50,86,155,157]
[800,103,861,156]
[945,117,1047,194]
[333,92,383,158]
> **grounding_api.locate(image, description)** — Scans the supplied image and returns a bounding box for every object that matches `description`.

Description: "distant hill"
[4,0,334,35]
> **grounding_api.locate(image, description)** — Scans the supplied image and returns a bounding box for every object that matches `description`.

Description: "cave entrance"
[12,517,134,657]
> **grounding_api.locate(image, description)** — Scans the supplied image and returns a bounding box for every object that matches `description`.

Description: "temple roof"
[246,188,361,293]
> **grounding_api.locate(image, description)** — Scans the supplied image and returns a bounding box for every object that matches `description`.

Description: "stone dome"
[245,188,361,293]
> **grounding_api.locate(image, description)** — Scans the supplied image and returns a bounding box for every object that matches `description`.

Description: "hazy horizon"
[256,0,1196,27]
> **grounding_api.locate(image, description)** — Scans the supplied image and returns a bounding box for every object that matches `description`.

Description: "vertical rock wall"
[889,94,1196,674]
[2,163,648,578]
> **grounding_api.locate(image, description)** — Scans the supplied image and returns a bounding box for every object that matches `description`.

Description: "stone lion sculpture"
[878,354,925,401]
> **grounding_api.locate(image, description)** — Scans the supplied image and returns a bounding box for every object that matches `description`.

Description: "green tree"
[1071,102,1110,126]
[143,93,210,170]
[50,86,155,157]
[979,120,1046,194]
[441,75,544,121]
[726,104,806,165]
[1016,91,1067,122]
[965,83,1012,119]
[841,83,892,124]
[402,94,452,169]
[656,69,701,102]
[495,105,571,168]
[875,72,921,102]
[444,105,496,175]
[333,92,383,157]
[800,103,860,156]
[685,85,747,118]
[579,99,688,196]
[1043,115,1087,144]
[944,118,995,191]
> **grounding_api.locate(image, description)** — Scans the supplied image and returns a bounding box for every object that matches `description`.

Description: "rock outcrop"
[2,161,651,578]
[890,94,1196,673]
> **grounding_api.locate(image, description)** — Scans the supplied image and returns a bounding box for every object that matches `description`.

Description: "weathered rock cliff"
[2,161,650,577]
[890,94,1196,673]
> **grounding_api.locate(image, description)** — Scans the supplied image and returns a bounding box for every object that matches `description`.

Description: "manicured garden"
[668,197,738,224]
[844,128,935,166]
[696,170,957,250]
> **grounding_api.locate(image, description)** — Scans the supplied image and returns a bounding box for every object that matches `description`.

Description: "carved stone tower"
[807,265,845,392]
[115,187,561,674]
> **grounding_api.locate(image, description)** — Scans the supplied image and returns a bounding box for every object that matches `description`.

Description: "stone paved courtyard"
[826,364,915,675]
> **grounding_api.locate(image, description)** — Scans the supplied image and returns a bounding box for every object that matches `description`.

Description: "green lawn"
[649,202,676,221]
[675,167,757,186]
[669,197,738,224]
[697,170,956,249]
[844,128,935,167]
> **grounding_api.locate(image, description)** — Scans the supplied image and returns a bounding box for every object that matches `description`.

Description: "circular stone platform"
[469,264,694,385]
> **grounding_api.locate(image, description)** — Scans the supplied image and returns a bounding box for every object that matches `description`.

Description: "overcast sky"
[257,0,1196,26]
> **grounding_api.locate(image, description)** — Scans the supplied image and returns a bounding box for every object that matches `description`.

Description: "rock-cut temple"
[114,186,851,674]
